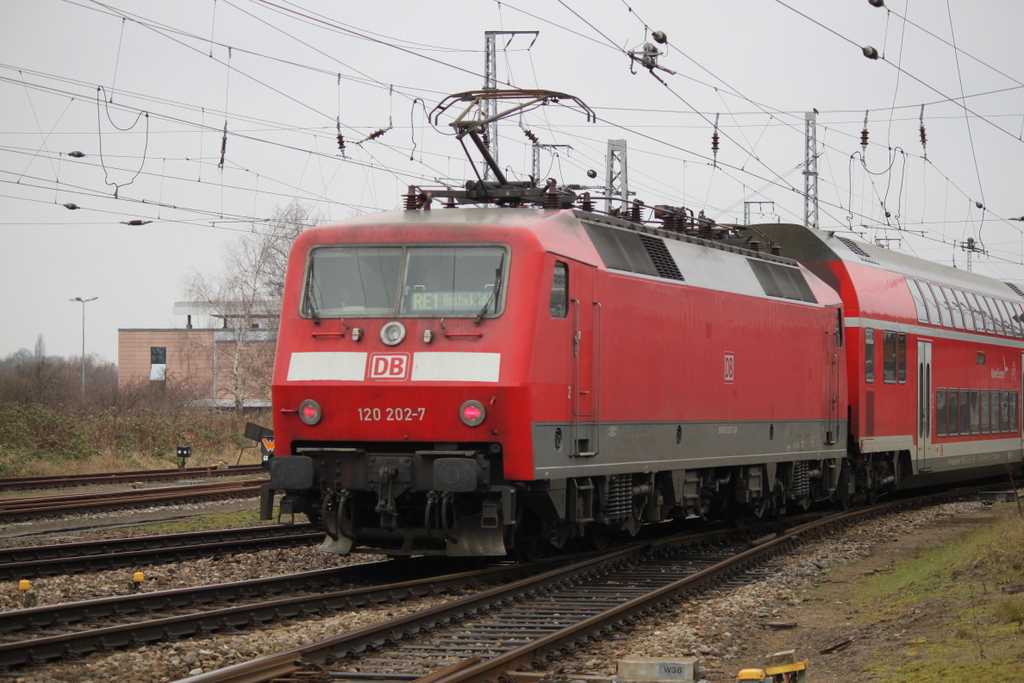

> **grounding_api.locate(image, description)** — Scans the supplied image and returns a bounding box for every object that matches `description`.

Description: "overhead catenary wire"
[2,0,1018,278]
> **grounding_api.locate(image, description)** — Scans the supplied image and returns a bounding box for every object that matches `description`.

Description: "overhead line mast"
[483,31,539,181]
[803,110,819,230]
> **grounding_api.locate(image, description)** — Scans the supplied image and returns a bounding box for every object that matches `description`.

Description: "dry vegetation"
[0,339,264,477]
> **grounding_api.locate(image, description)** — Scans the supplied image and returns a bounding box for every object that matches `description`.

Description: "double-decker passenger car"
[265,206,851,556]
[759,223,1024,490]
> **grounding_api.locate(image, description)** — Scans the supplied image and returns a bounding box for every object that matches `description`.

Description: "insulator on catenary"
[712,113,720,165]
[122,219,152,226]
[868,0,884,7]
[862,45,880,60]
[63,203,79,210]
[651,30,667,44]
[217,121,227,170]
[523,129,539,144]
[68,150,85,158]
[366,128,388,142]
[919,105,928,159]
[860,111,869,153]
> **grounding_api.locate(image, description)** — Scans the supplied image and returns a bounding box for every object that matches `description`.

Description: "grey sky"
[1,0,1021,362]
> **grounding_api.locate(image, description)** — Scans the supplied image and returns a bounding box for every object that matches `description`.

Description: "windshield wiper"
[305,262,321,326]
[474,254,505,325]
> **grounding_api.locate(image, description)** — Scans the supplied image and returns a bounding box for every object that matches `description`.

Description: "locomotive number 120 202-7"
[358,407,427,422]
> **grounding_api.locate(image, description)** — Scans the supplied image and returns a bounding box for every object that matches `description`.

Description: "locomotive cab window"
[303,244,508,319]
[401,246,506,316]
[550,262,568,318]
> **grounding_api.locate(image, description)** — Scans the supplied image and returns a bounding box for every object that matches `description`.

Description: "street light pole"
[70,296,98,399]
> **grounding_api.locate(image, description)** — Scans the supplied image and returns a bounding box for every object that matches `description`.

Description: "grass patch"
[138,508,274,534]
[856,505,1024,681]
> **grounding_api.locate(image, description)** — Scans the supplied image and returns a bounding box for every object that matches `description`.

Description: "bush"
[0,401,266,475]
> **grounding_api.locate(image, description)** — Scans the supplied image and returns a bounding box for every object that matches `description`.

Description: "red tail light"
[299,399,322,425]
[459,400,486,427]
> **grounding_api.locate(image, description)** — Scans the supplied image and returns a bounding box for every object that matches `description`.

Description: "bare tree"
[0,335,117,408]
[182,201,320,413]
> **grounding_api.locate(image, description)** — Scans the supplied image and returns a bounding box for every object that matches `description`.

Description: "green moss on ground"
[855,505,1024,681]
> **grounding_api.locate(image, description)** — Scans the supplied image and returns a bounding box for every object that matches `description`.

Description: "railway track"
[0,465,266,492]
[0,553,585,671]
[0,524,323,580]
[0,479,266,522]
[174,492,960,683]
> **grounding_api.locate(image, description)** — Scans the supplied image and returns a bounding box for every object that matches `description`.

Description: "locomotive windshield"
[303,244,507,318]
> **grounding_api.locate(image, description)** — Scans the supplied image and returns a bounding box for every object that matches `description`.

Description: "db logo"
[723,353,735,383]
[368,353,411,380]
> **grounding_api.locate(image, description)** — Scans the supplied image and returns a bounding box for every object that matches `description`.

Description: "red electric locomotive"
[758,223,1024,491]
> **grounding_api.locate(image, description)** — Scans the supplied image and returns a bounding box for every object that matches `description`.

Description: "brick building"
[117,302,277,408]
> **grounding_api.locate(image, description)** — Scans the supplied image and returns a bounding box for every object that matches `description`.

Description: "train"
[257,181,1024,557]
[255,88,1022,557]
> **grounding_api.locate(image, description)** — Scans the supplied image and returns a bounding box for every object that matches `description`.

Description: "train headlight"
[459,400,486,427]
[380,321,406,346]
[298,399,322,426]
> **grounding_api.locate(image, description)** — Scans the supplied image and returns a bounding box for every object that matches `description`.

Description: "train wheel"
[585,524,613,551]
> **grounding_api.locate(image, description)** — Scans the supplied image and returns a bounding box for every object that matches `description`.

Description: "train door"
[826,307,841,444]
[916,340,932,470]
[571,263,599,456]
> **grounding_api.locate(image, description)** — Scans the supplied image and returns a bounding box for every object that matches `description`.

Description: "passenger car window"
[929,283,952,327]
[864,329,875,383]
[947,389,959,436]
[954,290,975,331]
[959,389,970,435]
[983,296,1005,335]
[970,390,980,434]
[1001,391,1010,433]
[998,299,1022,338]
[981,391,990,434]
[1012,392,1019,432]
[882,331,896,384]
[907,278,928,323]
[942,286,964,330]
[918,281,940,324]
[992,389,1002,431]
[897,333,906,383]
[966,291,988,332]
[936,389,947,437]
